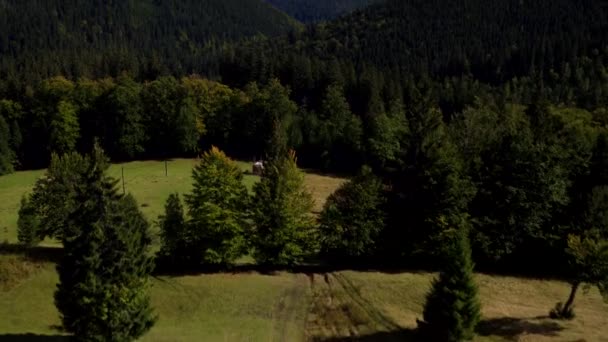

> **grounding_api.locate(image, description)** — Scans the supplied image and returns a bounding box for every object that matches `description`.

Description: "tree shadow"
[0,243,63,263]
[153,258,437,277]
[477,316,564,340]
[0,334,70,342]
[314,329,419,341]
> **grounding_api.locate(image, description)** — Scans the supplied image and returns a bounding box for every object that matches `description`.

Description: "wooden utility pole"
[121,166,126,194]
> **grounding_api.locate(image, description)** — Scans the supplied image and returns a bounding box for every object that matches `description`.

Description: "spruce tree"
[184,147,249,266]
[54,146,155,341]
[251,150,315,266]
[157,193,190,266]
[418,227,481,342]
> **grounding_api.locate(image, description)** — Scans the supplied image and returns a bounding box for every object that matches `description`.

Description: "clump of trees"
[158,147,250,268]
[157,146,315,269]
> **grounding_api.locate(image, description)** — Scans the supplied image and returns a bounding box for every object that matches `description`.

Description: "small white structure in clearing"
[252,161,264,175]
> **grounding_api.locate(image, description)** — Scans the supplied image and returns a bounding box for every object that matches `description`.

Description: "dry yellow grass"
[303,173,347,213]
[305,271,608,342]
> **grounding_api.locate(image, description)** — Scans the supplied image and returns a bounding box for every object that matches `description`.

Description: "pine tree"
[418,227,481,342]
[54,146,155,341]
[251,150,315,266]
[319,166,386,263]
[158,193,190,266]
[184,147,249,266]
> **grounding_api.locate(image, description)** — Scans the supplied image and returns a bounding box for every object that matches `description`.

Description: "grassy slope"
[1,265,607,341]
[0,159,344,244]
[1,160,607,341]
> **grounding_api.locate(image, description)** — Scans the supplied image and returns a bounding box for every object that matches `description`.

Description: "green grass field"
[1,160,607,341]
[0,159,343,244]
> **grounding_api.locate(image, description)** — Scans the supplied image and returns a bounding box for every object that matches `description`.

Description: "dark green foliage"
[17,195,40,246]
[184,147,250,266]
[0,0,298,85]
[236,79,298,160]
[106,77,146,159]
[387,101,474,262]
[0,115,13,174]
[308,83,363,171]
[158,193,190,266]
[418,228,481,342]
[251,151,315,266]
[23,151,102,243]
[54,146,155,341]
[319,167,385,262]
[453,103,574,270]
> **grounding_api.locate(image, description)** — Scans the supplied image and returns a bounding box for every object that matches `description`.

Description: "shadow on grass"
[0,243,63,263]
[312,317,564,342]
[152,259,437,277]
[477,316,564,340]
[314,329,419,341]
[0,334,69,342]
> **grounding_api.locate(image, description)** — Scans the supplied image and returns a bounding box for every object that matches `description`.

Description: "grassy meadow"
[0,158,344,244]
[1,159,608,341]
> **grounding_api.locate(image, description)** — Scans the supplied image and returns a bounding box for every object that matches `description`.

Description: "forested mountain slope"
[264,0,376,22]
[224,0,608,109]
[0,0,299,86]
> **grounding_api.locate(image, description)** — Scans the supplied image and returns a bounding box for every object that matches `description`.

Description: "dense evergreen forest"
[264,0,375,22]
[0,0,299,86]
[3,0,608,278]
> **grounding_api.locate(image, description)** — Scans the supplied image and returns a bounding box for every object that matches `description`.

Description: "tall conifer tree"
[54,146,155,341]
[418,227,481,342]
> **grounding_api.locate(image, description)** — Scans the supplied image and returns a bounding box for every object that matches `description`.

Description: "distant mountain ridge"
[265,0,377,22]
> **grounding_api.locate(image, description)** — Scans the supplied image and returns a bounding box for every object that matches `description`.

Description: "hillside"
[0,0,300,85]
[265,0,376,22]
[223,0,608,109]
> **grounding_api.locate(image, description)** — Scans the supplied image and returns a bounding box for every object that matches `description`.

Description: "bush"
[17,195,40,246]
[319,166,385,263]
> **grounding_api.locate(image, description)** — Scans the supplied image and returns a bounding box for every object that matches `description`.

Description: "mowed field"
[1,159,608,341]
